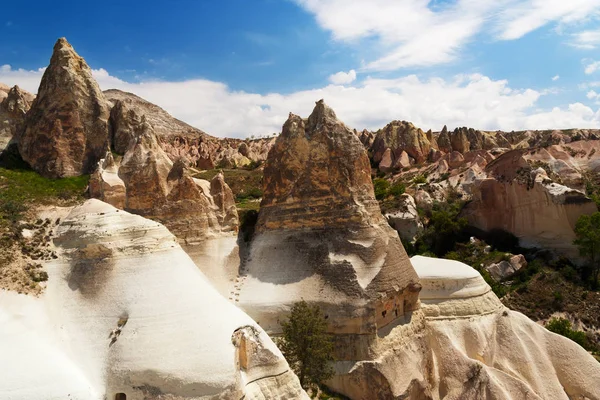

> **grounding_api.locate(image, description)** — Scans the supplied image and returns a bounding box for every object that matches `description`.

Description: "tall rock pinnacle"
[238,100,421,360]
[19,38,110,178]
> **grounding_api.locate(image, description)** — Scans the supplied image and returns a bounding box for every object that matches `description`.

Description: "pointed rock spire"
[18,37,110,178]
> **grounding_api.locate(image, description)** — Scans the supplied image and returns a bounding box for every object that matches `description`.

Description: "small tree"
[573,212,600,289]
[279,301,334,390]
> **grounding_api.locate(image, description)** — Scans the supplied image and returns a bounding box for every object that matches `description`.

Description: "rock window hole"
[115,393,126,400]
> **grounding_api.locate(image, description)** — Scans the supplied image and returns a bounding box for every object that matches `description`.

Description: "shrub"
[546,318,588,349]
[372,178,390,200]
[279,301,334,390]
[388,182,406,197]
[413,174,427,184]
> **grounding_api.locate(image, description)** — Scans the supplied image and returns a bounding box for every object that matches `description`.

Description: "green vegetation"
[0,167,89,226]
[546,318,589,350]
[278,301,334,390]
[373,178,390,200]
[412,174,427,184]
[573,212,600,289]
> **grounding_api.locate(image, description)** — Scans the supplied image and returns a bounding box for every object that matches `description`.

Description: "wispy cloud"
[570,27,600,49]
[294,0,600,71]
[552,75,560,81]
[584,59,600,74]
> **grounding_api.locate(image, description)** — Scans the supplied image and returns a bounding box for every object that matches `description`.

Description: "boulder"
[415,189,433,211]
[19,38,111,178]
[486,254,527,281]
[385,194,424,243]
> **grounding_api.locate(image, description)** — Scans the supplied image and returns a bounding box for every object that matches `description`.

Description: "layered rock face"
[0,85,34,151]
[238,100,421,360]
[330,256,600,399]
[104,89,274,169]
[18,38,110,178]
[91,107,238,243]
[0,200,308,399]
[462,150,597,259]
[385,194,423,243]
[372,120,433,170]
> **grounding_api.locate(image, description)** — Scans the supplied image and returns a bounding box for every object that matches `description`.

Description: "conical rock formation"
[0,85,34,151]
[239,100,421,360]
[19,38,110,178]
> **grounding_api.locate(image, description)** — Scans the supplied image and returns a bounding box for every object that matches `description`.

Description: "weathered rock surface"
[486,254,527,281]
[0,200,308,399]
[91,112,239,243]
[237,100,421,363]
[0,85,34,151]
[385,194,423,243]
[462,150,598,259]
[372,120,432,169]
[104,89,275,169]
[19,38,111,178]
[330,256,600,400]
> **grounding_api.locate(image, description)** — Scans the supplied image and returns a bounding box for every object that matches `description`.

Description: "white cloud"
[552,75,560,81]
[328,69,356,84]
[585,60,600,74]
[1,65,599,138]
[496,0,600,40]
[294,0,600,71]
[587,90,599,99]
[570,27,600,49]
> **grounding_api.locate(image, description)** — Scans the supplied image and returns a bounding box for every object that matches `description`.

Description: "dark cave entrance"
[115,393,126,400]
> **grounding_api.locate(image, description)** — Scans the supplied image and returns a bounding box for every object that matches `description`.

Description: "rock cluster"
[91,105,238,243]
[372,120,433,171]
[19,38,111,178]
[104,89,275,169]
[238,100,421,361]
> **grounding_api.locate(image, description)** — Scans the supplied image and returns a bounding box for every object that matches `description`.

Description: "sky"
[1,0,600,138]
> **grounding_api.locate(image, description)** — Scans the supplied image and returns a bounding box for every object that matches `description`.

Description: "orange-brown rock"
[19,38,111,178]
[239,100,420,361]
[91,113,238,243]
[0,85,34,151]
[462,150,597,259]
[372,120,432,167]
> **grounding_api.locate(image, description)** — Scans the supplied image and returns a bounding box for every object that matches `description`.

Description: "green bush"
[413,174,427,184]
[546,318,589,349]
[373,178,390,200]
[388,182,406,197]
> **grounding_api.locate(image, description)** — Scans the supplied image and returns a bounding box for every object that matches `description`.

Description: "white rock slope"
[0,199,307,400]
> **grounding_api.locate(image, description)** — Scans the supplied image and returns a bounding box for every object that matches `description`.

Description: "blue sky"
[1,0,600,138]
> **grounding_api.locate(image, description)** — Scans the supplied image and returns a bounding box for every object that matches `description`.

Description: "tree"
[278,301,334,390]
[573,212,600,289]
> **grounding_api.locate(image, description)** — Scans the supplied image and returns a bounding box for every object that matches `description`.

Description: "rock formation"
[91,107,239,243]
[104,89,275,169]
[0,200,308,399]
[237,100,421,362]
[19,38,111,178]
[0,85,34,151]
[486,254,527,281]
[329,256,600,399]
[372,120,433,169]
[385,194,423,243]
[462,151,597,259]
